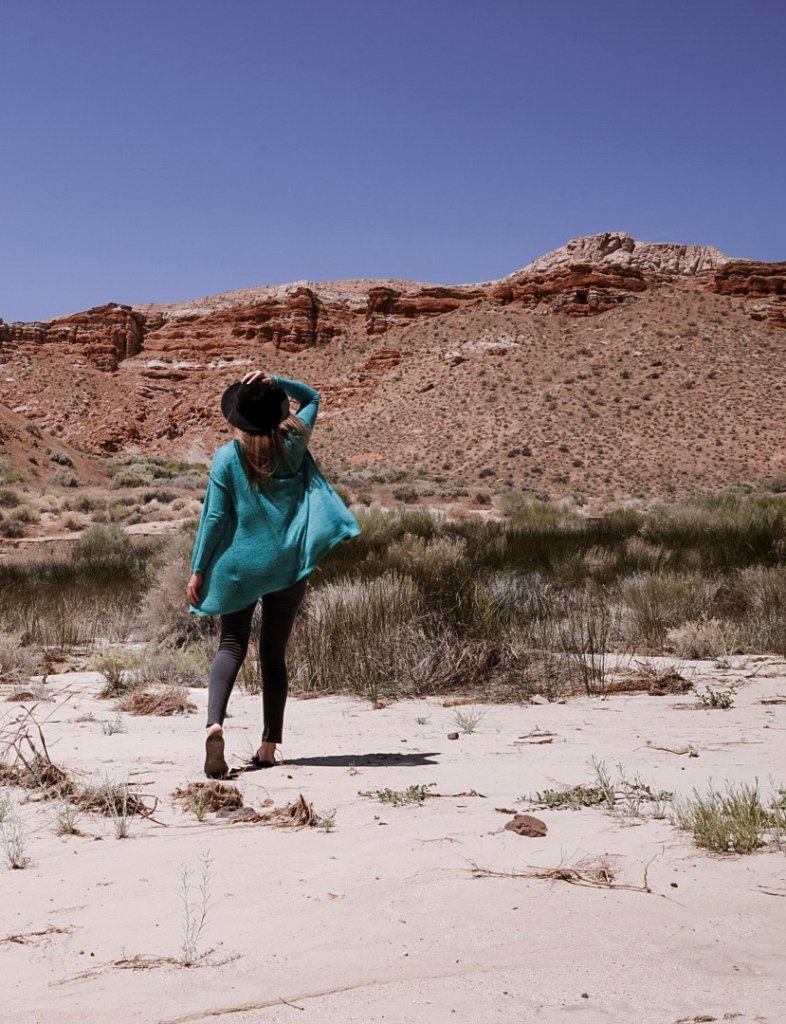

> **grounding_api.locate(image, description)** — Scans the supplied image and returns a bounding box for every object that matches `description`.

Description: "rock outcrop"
[0,304,145,371]
[492,264,647,315]
[366,286,485,334]
[709,260,786,329]
[518,231,731,277]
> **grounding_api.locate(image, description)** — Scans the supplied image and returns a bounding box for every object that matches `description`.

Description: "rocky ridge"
[1,232,785,504]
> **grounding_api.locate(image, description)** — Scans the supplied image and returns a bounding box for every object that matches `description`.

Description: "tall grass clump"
[642,491,786,571]
[290,573,427,702]
[0,526,155,648]
[671,781,778,853]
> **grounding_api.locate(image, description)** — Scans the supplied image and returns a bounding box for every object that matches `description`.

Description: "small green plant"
[179,851,213,966]
[362,783,436,806]
[316,808,337,832]
[529,784,606,810]
[192,790,210,823]
[671,781,774,853]
[415,716,429,726]
[2,813,31,869]
[92,649,142,697]
[0,789,11,824]
[696,685,735,709]
[528,760,671,819]
[453,707,485,735]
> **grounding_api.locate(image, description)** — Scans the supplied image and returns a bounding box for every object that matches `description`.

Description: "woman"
[188,370,360,778]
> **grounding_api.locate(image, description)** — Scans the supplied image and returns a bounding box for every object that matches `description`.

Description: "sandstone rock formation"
[0,303,145,371]
[709,260,786,330]
[2,232,785,505]
[518,231,730,277]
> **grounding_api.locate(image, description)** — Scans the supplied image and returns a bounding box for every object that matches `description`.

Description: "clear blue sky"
[1,0,784,322]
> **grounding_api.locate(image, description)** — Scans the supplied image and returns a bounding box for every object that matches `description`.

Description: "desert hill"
[1,231,784,507]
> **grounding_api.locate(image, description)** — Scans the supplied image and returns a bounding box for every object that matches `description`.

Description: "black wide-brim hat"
[221,380,290,435]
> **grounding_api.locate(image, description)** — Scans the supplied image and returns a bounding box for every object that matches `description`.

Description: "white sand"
[2,660,785,1024]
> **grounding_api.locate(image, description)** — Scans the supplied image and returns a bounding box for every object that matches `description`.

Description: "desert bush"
[138,533,215,645]
[666,617,741,659]
[52,471,79,488]
[728,566,786,654]
[71,524,147,575]
[0,536,154,648]
[0,489,21,509]
[643,492,786,570]
[133,645,209,688]
[621,572,719,648]
[91,649,143,697]
[0,634,40,683]
[558,583,619,693]
[671,781,777,853]
[290,573,426,701]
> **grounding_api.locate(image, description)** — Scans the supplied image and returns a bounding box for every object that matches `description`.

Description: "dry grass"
[118,685,196,717]
[260,794,318,830]
[471,854,656,894]
[172,781,244,814]
[0,709,157,818]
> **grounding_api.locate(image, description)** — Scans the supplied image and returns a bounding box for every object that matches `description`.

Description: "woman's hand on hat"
[242,370,275,385]
[187,572,203,605]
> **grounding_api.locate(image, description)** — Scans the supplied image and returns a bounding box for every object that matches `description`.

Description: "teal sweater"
[190,377,360,616]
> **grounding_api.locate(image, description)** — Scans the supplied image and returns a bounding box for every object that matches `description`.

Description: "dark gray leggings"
[206,577,308,743]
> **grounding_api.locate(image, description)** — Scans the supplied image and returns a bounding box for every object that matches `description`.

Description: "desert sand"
[2,658,785,1024]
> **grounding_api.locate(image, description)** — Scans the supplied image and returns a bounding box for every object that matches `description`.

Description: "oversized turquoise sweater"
[189,377,360,616]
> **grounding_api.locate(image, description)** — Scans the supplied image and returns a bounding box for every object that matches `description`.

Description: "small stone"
[504,814,548,837]
[671,882,679,888]
[530,694,548,705]
[581,992,589,999]
[447,732,460,740]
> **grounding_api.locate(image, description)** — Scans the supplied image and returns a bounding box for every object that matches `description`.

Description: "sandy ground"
[2,660,786,1024]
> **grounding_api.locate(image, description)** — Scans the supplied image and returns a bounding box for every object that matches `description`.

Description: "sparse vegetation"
[671,781,784,853]
[361,783,436,806]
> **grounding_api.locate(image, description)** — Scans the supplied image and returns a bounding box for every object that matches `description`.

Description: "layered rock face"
[2,234,782,387]
[492,264,648,316]
[365,286,485,334]
[0,303,145,371]
[709,260,786,329]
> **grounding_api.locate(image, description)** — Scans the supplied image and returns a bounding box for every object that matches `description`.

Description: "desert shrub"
[139,533,216,645]
[666,617,741,659]
[52,471,79,488]
[671,781,776,853]
[290,573,427,701]
[111,468,152,489]
[0,536,155,648]
[49,451,74,467]
[142,489,177,505]
[558,583,619,693]
[0,489,21,509]
[133,645,209,688]
[643,492,786,570]
[0,634,40,682]
[91,649,143,697]
[728,565,786,654]
[72,524,146,574]
[621,572,719,648]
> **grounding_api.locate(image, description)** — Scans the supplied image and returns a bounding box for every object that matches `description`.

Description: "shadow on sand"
[242,751,442,771]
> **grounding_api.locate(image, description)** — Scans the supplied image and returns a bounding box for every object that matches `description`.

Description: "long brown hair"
[233,415,310,488]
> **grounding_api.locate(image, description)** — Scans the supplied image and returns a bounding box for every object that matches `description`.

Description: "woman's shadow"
[246,751,442,770]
